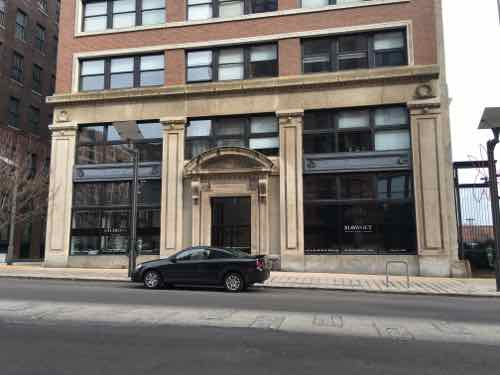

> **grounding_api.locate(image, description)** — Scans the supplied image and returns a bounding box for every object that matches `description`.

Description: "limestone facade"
[44,0,467,276]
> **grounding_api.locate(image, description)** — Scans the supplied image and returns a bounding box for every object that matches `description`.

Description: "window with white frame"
[82,0,166,32]
[302,0,370,8]
[187,0,277,21]
[302,29,407,74]
[80,53,165,91]
[186,44,277,83]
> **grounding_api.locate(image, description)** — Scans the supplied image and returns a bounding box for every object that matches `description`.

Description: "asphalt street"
[0,279,499,375]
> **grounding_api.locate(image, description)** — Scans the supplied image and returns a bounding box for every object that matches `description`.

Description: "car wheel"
[143,270,162,289]
[224,272,245,292]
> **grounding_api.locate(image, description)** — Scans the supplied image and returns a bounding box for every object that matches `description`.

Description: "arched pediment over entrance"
[184,147,275,177]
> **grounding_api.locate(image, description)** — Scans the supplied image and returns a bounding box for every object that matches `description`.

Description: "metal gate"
[453,161,496,274]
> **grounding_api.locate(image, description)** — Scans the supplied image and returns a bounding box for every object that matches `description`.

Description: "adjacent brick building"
[0,0,59,260]
[46,0,467,276]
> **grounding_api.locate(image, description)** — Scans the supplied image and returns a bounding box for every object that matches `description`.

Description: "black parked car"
[131,246,270,292]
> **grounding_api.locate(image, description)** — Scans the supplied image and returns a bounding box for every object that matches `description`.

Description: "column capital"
[48,122,78,137]
[160,117,187,131]
[276,109,304,119]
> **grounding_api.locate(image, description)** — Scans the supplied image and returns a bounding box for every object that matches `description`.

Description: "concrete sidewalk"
[0,264,498,297]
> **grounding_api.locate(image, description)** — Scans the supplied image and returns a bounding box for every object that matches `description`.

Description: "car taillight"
[256,258,265,270]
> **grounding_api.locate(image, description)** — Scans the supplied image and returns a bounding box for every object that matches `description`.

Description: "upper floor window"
[185,115,279,159]
[302,0,370,8]
[33,64,43,93]
[187,0,277,21]
[303,106,410,154]
[187,44,277,83]
[15,10,28,41]
[34,24,46,51]
[8,97,20,128]
[0,1,6,28]
[11,52,24,83]
[29,106,41,130]
[79,53,164,91]
[302,30,407,74]
[82,0,166,32]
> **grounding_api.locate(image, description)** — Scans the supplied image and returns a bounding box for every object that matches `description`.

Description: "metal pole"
[486,129,500,291]
[5,177,18,265]
[128,148,139,277]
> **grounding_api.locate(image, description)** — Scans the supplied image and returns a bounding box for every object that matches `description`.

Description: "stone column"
[408,99,467,277]
[160,117,186,258]
[44,122,78,267]
[277,109,305,271]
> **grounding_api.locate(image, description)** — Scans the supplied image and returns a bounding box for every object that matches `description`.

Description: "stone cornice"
[48,65,440,106]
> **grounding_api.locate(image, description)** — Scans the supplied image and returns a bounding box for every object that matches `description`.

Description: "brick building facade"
[0,0,59,260]
[46,0,467,276]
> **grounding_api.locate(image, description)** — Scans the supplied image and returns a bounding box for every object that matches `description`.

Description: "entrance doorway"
[211,197,251,253]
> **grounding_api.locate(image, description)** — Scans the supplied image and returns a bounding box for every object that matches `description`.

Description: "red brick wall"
[167,1,186,22]
[279,38,301,76]
[279,0,300,10]
[57,0,437,94]
[166,50,186,86]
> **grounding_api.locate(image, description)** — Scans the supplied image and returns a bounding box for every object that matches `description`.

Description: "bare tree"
[0,128,50,258]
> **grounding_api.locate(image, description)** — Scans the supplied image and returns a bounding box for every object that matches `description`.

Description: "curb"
[0,274,498,298]
[253,284,500,299]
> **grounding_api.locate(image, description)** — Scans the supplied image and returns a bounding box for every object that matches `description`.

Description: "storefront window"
[303,173,416,255]
[70,180,161,256]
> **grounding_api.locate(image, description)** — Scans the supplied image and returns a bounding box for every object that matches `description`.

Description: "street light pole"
[5,175,18,265]
[486,128,500,292]
[128,145,139,277]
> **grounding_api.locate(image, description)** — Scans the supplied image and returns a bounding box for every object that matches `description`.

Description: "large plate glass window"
[185,115,279,159]
[303,106,410,154]
[71,180,161,255]
[76,121,163,164]
[303,173,416,255]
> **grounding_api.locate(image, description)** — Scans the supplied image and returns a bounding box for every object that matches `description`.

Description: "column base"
[43,253,69,268]
[280,253,305,272]
[418,255,470,278]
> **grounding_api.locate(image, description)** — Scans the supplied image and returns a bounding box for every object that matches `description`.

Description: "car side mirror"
[170,257,177,263]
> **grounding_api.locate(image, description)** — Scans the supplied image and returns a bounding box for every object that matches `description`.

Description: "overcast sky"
[443,0,500,164]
